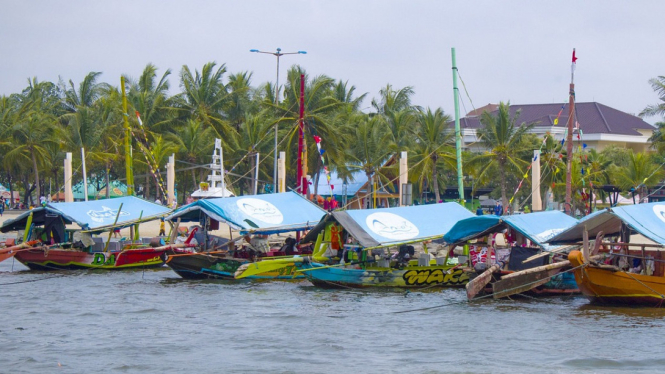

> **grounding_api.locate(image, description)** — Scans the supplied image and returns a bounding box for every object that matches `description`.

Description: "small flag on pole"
[135,111,143,127]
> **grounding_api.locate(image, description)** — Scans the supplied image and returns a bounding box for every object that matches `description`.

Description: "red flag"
[572,49,578,63]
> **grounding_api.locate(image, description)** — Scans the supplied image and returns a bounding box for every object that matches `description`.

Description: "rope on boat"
[392,262,588,314]
[625,271,665,300]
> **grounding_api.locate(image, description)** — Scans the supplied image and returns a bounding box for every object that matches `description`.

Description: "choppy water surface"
[1,260,664,374]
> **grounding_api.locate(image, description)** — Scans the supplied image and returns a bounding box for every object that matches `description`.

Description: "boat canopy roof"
[443,210,578,250]
[0,196,171,233]
[304,202,474,249]
[165,191,325,235]
[547,202,665,245]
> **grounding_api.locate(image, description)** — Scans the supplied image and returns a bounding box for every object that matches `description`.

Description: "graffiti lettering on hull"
[403,269,468,286]
[92,253,116,266]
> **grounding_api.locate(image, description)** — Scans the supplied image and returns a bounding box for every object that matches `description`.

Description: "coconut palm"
[472,102,535,208]
[343,115,394,208]
[640,76,665,119]
[173,62,237,146]
[371,84,418,150]
[612,150,664,203]
[275,67,348,189]
[166,119,216,198]
[126,64,173,134]
[409,107,455,202]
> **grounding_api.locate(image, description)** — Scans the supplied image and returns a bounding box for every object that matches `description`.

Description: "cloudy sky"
[2,1,664,123]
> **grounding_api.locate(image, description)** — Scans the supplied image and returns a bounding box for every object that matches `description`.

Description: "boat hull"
[166,253,304,280]
[300,263,470,289]
[14,247,167,270]
[569,250,665,307]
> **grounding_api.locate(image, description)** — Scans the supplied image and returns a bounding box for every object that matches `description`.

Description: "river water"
[1,259,664,374]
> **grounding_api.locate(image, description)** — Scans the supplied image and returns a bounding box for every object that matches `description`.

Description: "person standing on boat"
[494,201,503,216]
[476,206,483,216]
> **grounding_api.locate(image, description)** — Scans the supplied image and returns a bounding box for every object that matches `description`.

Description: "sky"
[2,1,664,124]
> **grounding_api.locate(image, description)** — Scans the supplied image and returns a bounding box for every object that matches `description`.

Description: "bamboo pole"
[104,203,123,252]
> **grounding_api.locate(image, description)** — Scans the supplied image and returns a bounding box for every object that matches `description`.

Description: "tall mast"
[452,48,464,203]
[121,76,134,196]
[297,74,307,194]
[565,49,577,215]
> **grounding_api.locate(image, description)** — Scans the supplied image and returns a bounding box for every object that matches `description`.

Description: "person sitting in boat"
[391,245,415,269]
[280,237,297,255]
[244,233,269,254]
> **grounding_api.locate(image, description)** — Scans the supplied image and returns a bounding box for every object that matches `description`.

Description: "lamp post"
[250,48,307,193]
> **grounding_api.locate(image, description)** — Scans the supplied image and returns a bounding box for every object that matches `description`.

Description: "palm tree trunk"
[7,172,13,208]
[105,167,111,199]
[432,158,440,202]
[499,159,508,211]
[366,172,373,209]
[31,149,40,201]
[145,174,150,200]
[191,169,197,189]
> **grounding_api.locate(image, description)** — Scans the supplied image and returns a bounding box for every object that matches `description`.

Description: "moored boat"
[237,202,475,289]
[549,202,665,307]
[443,210,580,299]
[1,196,189,270]
[165,191,325,280]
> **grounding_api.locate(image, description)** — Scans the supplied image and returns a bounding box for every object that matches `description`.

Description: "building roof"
[458,102,654,136]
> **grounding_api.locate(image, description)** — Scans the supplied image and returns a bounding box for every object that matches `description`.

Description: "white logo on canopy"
[653,205,665,224]
[236,198,284,224]
[365,212,419,240]
[87,206,131,223]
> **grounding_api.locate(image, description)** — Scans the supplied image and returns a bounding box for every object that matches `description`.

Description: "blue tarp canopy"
[443,211,579,250]
[1,196,171,232]
[165,191,326,235]
[547,202,665,245]
[305,202,474,248]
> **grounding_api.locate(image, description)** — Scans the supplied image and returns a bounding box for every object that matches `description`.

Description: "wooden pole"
[565,49,576,215]
[64,152,73,202]
[532,150,542,211]
[297,74,306,194]
[104,203,123,252]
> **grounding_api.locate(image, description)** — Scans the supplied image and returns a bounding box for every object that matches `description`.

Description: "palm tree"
[274,67,348,190]
[225,71,256,131]
[343,115,394,208]
[371,84,418,150]
[166,119,216,198]
[409,107,455,202]
[612,150,664,203]
[62,72,108,111]
[640,76,665,119]
[2,79,63,202]
[472,102,535,208]
[173,62,237,146]
[4,109,58,201]
[126,64,173,134]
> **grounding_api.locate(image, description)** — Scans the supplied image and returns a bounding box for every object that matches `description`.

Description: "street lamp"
[250,48,307,193]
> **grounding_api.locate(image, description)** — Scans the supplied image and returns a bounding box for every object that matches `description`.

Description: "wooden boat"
[547,202,665,307]
[0,239,39,263]
[568,249,665,307]
[1,197,191,270]
[164,191,324,280]
[443,211,580,300]
[237,202,475,289]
